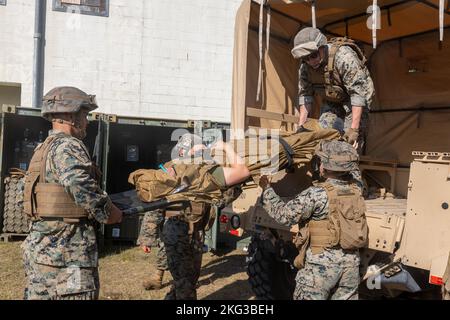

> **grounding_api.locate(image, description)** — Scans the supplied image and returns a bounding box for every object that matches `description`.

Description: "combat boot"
[142,269,164,290]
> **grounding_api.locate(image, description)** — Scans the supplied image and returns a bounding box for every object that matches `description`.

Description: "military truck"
[218,0,450,299]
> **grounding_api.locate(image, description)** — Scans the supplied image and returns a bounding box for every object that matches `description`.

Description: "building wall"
[0,0,242,122]
[0,84,21,106]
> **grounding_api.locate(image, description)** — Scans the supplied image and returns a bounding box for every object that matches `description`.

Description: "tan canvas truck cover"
[232,0,450,168]
[231,0,450,278]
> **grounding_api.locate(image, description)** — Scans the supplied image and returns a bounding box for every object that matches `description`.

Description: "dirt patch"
[0,242,26,300]
[0,241,254,300]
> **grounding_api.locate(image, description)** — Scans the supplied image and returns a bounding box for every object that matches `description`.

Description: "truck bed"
[364,197,407,253]
[365,197,407,217]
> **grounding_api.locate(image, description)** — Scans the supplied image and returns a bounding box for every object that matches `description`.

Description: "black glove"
[296,125,312,134]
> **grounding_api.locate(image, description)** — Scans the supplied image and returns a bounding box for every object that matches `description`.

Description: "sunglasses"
[303,51,320,62]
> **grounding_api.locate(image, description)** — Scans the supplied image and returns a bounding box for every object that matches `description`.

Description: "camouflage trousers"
[443,285,450,300]
[294,248,360,300]
[155,238,169,271]
[161,218,203,300]
[321,101,369,154]
[23,250,99,300]
[443,259,450,300]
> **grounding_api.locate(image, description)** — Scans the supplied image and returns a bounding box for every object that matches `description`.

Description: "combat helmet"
[173,133,203,157]
[319,112,344,133]
[41,86,98,120]
[291,27,327,60]
[315,140,359,172]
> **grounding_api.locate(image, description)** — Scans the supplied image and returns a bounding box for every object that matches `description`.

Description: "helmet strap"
[51,113,86,139]
[316,46,327,68]
[52,118,76,127]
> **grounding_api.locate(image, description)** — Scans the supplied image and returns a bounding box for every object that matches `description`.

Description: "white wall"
[0,0,242,122]
[0,1,34,104]
[0,83,21,106]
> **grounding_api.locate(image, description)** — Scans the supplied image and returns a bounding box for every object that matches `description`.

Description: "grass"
[0,240,255,300]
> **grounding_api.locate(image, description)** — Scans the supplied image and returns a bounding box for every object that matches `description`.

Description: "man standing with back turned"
[260,140,368,300]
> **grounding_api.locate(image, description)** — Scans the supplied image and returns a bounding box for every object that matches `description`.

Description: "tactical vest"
[293,182,368,268]
[165,201,215,236]
[23,135,89,221]
[307,37,367,104]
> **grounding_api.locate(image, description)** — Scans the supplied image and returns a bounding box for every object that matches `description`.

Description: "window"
[53,0,109,17]
[0,0,6,6]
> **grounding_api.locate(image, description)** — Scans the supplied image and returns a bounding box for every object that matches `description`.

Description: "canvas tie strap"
[256,0,265,101]
[311,0,316,28]
[372,0,378,49]
[440,0,445,42]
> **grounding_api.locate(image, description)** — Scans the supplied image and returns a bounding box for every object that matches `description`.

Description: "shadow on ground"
[197,250,254,300]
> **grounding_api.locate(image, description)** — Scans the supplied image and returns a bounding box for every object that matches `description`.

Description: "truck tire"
[246,234,297,300]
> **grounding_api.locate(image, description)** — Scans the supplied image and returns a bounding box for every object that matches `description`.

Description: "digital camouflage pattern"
[138,210,169,271]
[294,248,360,300]
[23,248,100,300]
[319,112,344,134]
[262,177,362,300]
[21,130,112,300]
[138,210,164,247]
[41,86,98,118]
[173,133,203,158]
[315,140,359,172]
[317,116,363,192]
[139,210,203,299]
[161,218,203,300]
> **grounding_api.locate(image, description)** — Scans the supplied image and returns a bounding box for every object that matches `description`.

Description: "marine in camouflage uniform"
[157,134,219,300]
[292,27,375,153]
[138,210,169,290]
[160,134,249,300]
[162,211,205,300]
[21,87,123,300]
[261,140,365,300]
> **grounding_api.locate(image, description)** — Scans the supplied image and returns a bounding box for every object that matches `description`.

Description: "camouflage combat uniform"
[21,130,112,300]
[138,210,169,272]
[162,216,204,300]
[160,164,225,300]
[139,207,205,300]
[299,44,375,151]
[262,177,362,300]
